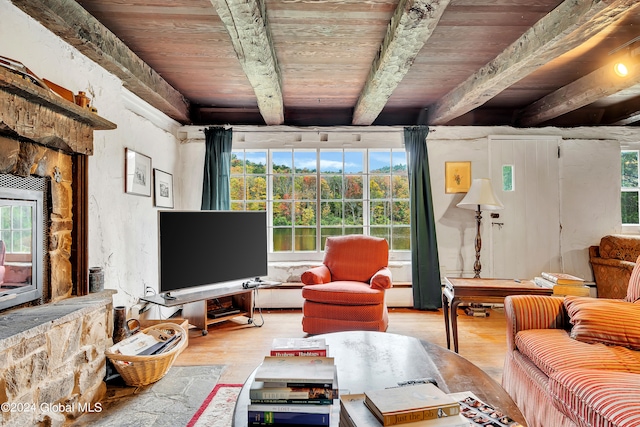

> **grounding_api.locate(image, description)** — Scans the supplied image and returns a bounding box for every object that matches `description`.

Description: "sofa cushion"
[549,368,640,427]
[301,281,385,305]
[564,296,640,349]
[515,329,640,378]
[598,234,640,261]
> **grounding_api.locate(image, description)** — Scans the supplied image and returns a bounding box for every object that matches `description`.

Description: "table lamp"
[457,178,504,278]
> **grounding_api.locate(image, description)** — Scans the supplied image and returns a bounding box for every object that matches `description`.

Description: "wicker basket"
[105,322,187,386]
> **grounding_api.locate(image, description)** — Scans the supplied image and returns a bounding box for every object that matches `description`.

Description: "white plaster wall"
[177,142,205,210]
[559,139,622,281]
[426,137,488,277]
[1,1,181,308]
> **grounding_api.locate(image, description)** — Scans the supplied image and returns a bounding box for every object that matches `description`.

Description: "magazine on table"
[448,391,523,427]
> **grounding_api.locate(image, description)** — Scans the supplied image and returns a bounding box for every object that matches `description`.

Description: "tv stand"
[141,284,255,335]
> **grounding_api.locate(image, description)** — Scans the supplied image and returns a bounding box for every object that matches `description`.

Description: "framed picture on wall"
[125,148,152,196]
[445,161,471,194]
[153,169,174,208]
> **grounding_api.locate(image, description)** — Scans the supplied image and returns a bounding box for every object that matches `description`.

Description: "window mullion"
[363,149,370,236]
[316,148,321,251]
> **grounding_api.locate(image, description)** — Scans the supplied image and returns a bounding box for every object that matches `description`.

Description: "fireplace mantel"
[0,66,116,155]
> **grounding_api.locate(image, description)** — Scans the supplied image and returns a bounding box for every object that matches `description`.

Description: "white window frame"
[622,148,640,230]
[231,144,410,263]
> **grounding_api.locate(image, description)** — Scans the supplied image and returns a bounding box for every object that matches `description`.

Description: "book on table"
[254,356,336,388]
[270,337,329,357]
[339,394,468,427]
[533,277,590,297]
[363,383,460,426]
[250,380,338,404]
[540,272,585,285]
[248,402,331,426]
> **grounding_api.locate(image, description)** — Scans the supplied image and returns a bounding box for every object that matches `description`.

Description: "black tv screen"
[158,210,268,294]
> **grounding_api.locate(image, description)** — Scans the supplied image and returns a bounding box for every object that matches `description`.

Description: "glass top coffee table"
[232,331,526,426]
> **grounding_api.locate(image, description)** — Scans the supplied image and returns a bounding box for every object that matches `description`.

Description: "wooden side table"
[442,277,553,353]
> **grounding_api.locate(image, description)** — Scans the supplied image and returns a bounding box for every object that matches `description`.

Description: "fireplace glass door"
[0,187,44,310]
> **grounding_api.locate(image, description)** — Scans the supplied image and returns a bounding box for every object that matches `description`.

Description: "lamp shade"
[457,178,504,211]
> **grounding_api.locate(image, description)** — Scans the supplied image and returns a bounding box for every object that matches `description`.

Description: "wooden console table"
[142,281,281,335]
[443,277,553,353]
[141,284,254,335]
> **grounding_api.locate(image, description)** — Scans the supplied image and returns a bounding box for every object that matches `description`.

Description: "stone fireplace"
[0,65,118,425]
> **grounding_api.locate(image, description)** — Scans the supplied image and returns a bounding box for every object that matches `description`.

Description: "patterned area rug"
[187,384,243,427]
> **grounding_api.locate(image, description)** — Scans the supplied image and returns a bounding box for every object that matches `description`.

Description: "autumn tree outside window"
[230,149,409,255]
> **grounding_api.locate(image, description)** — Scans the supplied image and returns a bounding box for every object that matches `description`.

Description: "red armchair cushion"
[323,235,388,282]
[301,281,385,305]
[303,299,385,321]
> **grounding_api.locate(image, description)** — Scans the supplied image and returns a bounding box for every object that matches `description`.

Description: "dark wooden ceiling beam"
[426,0,639,126]
[517,60,640,126]
[212,0,284,125]
[9,0,191,123]
[351,0,451,126]
[611,111,640,126]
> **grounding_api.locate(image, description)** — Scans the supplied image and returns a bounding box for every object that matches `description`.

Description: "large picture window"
[622,150,639,225]
[230,149,409,256]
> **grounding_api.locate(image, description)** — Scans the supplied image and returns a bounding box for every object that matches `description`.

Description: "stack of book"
[340,383,467,427]
[533,272,590,297]
[248,341,337,426]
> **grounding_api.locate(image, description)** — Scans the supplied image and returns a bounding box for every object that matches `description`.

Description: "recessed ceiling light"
[614,62,629,77]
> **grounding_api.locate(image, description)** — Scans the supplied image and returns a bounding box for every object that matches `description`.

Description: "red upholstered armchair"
[300,235,392,335]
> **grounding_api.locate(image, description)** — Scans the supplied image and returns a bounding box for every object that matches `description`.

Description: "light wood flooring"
[175,306,508,385]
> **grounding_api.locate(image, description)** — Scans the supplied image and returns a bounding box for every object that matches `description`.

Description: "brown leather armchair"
[589,234,640,299]
[300,235,392,335]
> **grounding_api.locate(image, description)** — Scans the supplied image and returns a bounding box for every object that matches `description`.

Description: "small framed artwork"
[445,161,472,194]
[125,148,152,196]
[154,169,174,208]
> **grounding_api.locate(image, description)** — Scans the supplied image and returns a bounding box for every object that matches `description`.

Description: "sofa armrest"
[301,265,332,285]
[370,267,392,290]
[504,295,568,351]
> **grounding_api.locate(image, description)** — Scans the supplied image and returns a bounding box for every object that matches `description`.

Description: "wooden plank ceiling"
[11,0,640,127]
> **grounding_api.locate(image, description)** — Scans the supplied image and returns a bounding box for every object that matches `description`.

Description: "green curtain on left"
[201,126,232,210]
[404,126,442,310]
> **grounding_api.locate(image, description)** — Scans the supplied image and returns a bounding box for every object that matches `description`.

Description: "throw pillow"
[564,296,640,350]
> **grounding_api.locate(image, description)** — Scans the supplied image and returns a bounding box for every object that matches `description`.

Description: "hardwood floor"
[175,306,508,386]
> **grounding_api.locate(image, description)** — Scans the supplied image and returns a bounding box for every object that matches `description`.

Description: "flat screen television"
[158,210,268,295]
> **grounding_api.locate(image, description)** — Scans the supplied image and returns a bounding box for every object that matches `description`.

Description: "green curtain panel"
[201,126,232,210]
[404,126,442,310]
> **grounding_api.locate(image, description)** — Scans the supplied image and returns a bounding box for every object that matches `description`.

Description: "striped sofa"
[502,265,640,427]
